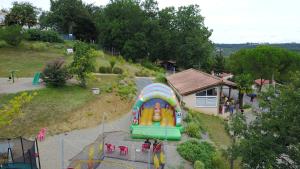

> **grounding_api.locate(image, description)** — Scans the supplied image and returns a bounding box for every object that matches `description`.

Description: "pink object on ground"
[142,143,150,152]
[105,143,115,152]
[37,128,47,141]
[118,146,128,155]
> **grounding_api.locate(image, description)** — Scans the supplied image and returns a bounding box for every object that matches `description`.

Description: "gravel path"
[0,78,44,94]
[39,113,131,169]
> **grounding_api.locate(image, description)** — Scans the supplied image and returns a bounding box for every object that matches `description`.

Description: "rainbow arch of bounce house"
[130,83,183,140]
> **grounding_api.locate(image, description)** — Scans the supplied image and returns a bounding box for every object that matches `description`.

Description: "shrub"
[242,103,252,109]
[109,58,116,71]
[194,160,205,169]
[183,113,193,123]
[135,68,154,77]
[0,92,36,128]
[0,25,23,46]
[211,154,227,169]
[25,29,63,43]
[116,78,136,100]
[102,84,113,93]
[141,60,161,71]
[41,58,71,87]
[99,66,112,73]
[28,42,47,51]
[177,140,216,169]
[0,40,8,48]
[185,122,201,138]
[112,67,123,74]
[155,73,167,83]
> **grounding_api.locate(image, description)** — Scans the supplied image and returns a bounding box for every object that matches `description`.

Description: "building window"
[195,88,217,107]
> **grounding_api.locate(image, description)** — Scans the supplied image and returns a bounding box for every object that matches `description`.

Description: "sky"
[1,0,300,43]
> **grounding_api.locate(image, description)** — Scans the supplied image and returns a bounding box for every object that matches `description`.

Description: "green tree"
[234,74,253,108]
[175,5,213,70]
[227,46,300,85]
[239,72,300,168]
[70,41,95,87]
[97,0,145,55]
[213,49,226,74]
[5,2,39,28]
[0,25,23,46]
[226,113,247,169]
[39,11,51,29]
[49,0,97,41]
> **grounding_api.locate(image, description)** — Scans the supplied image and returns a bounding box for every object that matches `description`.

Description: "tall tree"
[213,49,226,74]
[226,112,247,169]
[174,5,213,70]
[70,41,95,87]
[5,2,39,28]
[97,0,145,56]
[49,0,97,41]
[234,74,253,108]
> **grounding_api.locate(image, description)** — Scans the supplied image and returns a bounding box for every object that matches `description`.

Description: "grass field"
[0,75,133,138]
[0,40,157,77]
[0,41,70,77]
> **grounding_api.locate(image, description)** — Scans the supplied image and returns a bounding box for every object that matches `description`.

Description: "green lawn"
[0,75,132,138]
[187,110,231,148]
[0,42,70,77]
[0,41,156,77]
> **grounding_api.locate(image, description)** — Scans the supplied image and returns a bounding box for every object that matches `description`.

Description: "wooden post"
[229,87,232,99]
[219,86,223,114]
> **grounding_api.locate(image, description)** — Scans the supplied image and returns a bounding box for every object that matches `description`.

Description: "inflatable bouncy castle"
[130,83,183,140]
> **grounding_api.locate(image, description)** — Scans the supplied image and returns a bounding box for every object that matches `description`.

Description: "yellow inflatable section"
[140,108,153,125]
[161,109,174,127]
[139,108,174,126]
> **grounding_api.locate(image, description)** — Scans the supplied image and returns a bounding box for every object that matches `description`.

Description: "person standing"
[160,151,166,169]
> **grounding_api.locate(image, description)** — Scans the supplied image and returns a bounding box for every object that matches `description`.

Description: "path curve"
[0,78,44,94]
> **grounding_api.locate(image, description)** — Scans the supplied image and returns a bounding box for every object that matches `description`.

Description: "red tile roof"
[167,68,236,95]
[254,79,274,85]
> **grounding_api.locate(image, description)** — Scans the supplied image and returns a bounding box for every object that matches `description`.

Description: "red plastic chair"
[118,146,128,155]
[153,143,162,153]
[142,143,150,152]
[105,143,115,152]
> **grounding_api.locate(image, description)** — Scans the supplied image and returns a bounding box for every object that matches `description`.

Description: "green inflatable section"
[131,125,182,141]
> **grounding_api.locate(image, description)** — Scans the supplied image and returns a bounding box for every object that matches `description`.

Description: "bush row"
[99,66,123,74]
[25,29,64,43]
[184,110,205,138]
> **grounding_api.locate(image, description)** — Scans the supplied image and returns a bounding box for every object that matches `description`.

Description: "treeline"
[216,43,300,56]
[34,0,213,69]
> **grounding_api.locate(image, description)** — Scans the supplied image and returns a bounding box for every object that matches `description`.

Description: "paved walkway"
[222,86,258,123]
[0,78,44,94]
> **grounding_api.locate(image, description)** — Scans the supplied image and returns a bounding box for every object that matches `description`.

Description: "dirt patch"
[47,93,133,134]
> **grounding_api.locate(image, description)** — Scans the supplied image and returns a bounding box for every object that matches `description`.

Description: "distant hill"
[215,43,300,56]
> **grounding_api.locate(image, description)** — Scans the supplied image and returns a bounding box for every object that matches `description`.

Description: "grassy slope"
[197,113,231,148]
[186,111,241,169]
[0,42,69,77]
[0,40,156,77]
[0,75,133,138]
